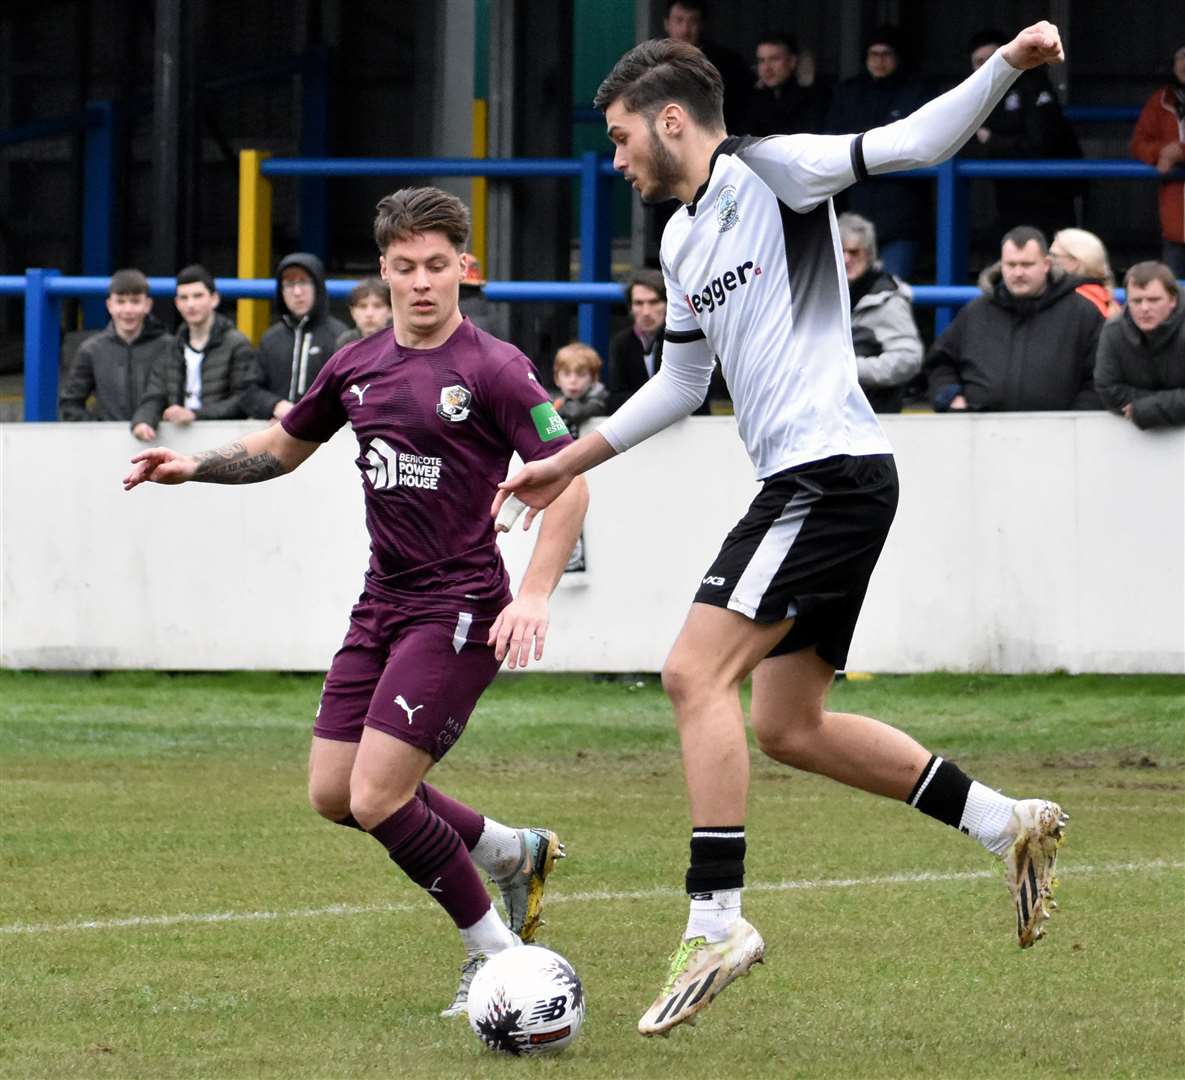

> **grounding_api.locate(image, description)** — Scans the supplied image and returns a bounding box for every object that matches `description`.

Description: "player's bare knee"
[661,660,700,709]
[753,706,824,763]
[348,783,413,831]
[308,781,350,822]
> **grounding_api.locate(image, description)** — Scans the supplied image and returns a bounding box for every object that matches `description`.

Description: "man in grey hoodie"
[243,253,347,421]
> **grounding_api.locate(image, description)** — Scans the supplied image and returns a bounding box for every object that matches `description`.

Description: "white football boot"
[1004,799,1068,948]
[638,917,765,1037]
[493,827,565,943]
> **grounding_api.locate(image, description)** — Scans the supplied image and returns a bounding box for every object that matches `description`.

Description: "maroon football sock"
[369,799,492,929]
[415,780,485,850]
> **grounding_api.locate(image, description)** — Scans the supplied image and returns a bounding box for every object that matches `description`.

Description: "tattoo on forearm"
[192,440,286,484]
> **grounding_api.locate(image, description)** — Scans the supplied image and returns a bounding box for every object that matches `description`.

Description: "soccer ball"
[467,945,585,1055]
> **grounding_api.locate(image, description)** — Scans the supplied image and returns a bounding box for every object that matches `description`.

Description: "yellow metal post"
[470,100,488,271]
[237,150,273,344]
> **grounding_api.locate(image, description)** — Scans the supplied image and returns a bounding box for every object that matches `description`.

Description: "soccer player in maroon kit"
[124,187,589,1016]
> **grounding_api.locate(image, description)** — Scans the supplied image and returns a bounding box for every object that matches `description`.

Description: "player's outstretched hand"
[489,592,549,670]
[1001,21,1064,70]
[493,456,573,533]
[123,447,195,491]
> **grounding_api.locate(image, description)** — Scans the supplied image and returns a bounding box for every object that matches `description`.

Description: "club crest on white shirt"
[436,383,472,422]
[716,185,739,233]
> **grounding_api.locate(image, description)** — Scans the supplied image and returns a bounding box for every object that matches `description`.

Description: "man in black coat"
[958,28,1083,241]
[926,226,1105,412]
[748,32,826,137]
[242,252,347,421]
[135,264,258,431]
[1095,261,1185,429]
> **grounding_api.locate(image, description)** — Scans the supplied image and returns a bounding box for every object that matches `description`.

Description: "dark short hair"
[1001,225,1048,255]
[594,39,724,129]
[374,187,470,253]
[348,277,390,308]
[626,268,666,305]
[176,264,216,293]
[109,268,149,296]
[968,28,1007,54]
[1124,260,1180,300]
[667,0,704,14]
[757,31,798,55]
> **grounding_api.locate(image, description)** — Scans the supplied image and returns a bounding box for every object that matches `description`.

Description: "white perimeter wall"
[2,414,1182,673]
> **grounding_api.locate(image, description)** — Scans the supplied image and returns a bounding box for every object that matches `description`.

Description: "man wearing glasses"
[245,253,348,421]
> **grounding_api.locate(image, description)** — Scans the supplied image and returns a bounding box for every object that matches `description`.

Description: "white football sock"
[460,906,518,954]
[959,781,1018,856]
[471,818,523,880]
[685,889,742,943]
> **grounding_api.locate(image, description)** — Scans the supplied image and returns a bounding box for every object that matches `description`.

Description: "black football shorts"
[693,453,898,670]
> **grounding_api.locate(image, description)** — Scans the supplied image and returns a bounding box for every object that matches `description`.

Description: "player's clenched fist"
[123,447,195,491]
[1001,21,1064,70]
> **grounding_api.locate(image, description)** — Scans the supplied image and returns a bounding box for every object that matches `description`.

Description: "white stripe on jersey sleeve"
[736,49,1022,214]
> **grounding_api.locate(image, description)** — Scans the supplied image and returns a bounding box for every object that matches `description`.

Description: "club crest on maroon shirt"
[436,384,472,422]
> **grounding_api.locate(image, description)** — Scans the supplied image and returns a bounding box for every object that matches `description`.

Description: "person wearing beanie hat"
[959,26,1083,244]
[1131,43,1185,278]
[824,25,930,279]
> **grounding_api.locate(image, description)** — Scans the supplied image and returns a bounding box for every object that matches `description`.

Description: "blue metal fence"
[260,152,618,354]
[4,155,1176,422]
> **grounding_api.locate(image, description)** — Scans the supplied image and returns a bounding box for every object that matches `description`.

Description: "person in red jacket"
[1131,43,1185,279]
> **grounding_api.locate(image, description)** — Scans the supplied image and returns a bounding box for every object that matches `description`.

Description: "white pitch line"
[2,858,1180,938]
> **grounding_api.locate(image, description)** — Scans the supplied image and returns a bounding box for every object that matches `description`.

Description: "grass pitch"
[2,671,1183,1079]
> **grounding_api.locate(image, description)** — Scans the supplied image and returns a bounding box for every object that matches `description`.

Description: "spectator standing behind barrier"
[748,32,826,137]
[135,265,257,434]
[663,1,751,133]
[1130,43,1185,279]
[959,28,1082,243]
[336,277,392,348]
[606,270,715,416]
[838,213,923,414]
[552,342,608,574]
[242,253,347,421]
[926,226,1105,412]
[1049,228,1120,318]
[1095,261,1185,429]
[825,26,930,280]
[59,268,174,441]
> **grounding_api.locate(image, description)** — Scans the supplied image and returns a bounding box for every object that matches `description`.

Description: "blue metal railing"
[7,155,1177,421]
[13,273,1161,424]
[259,152,618,354]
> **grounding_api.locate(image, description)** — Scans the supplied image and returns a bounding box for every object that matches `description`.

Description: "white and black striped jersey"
[599,49,1023,480]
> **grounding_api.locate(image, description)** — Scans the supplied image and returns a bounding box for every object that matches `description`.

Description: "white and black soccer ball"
[467,945,585,1056]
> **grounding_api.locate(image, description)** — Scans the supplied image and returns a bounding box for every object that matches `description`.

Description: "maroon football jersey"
[282,318,572,604]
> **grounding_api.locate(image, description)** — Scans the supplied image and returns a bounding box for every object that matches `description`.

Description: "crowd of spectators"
[55,11,1184,435]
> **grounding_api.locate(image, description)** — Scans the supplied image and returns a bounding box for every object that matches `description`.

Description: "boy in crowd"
[60,268,173,441]
[552,342,609,573]
[552,342,609,438]
[242,253,347,421]
[136,265,258,431]
[337,277,393,348]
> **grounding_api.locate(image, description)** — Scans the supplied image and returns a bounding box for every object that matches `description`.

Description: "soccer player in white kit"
[497,22,1071,1037]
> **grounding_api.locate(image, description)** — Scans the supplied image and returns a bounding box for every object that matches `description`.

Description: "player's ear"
[378,255,388,282]
[661,104,685,136]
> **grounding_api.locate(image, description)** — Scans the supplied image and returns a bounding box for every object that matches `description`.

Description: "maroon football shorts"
[314,591,504,760]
